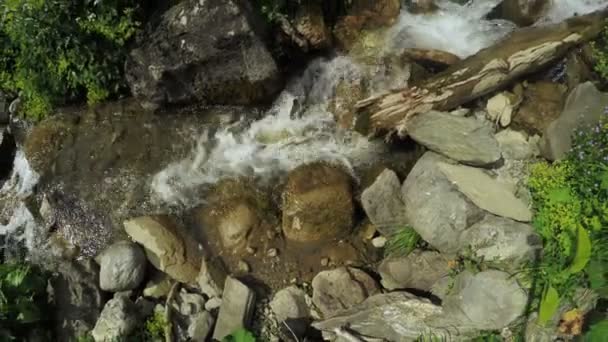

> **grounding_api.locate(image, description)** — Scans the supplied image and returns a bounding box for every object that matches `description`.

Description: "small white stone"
[372,236,387,248]
[267,248,278,258]
[238,260,250,273]
[204,297,222,311]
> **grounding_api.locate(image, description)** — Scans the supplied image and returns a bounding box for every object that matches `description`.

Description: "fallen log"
[355,8,608,137]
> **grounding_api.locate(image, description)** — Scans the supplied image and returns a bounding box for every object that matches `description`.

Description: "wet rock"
[124,216,201,284]
[327,78,366,129]
[407,111,501,166]
[495,129,537,160]
[460,215,541,269]
[498,0,550,26]
[0,92,7,124]
[379,250,451,291]
[173,290,206,316]
[282,163,354,242]
[406,0,439,14]
[401,48,460,68]
[48,258,105,341]
[313,292,478,341]
[437,162,532,222]
[443,270,528,330]
[98,241,146,292]
[541,82,608,161]
[513,81,566,135]
[294,2,332,50]
[212,277,256,341]
[193,179,268,252]
[0,127,16,180]
[333,0,401,50]
[197,257,228,299]
[91,295,140,342]
[402,152,485,253]
[23,115,75,175]
[270,286,310,322]
[126,0,281,108]
[361,169,405,237]
[143,271,173,299]
[312,267,379,318]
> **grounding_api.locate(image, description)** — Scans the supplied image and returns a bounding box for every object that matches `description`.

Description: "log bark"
[355,8,608,137]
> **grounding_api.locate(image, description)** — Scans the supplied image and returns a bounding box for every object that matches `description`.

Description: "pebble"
[246,246,256,254]
[267,248,278,258]
[238,260,250,273]
[320,258,329,266]
[372,236,387,248]
[205,297,222,311]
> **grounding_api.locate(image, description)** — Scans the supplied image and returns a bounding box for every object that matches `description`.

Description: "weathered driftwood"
[355,8,608,136]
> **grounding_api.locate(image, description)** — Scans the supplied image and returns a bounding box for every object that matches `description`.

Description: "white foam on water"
[387,0,515,58]
[543,0,608,23]
[151,57,386,207]
[0,150,40,250]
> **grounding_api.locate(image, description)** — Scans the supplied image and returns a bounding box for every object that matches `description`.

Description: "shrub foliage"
[0,0,139,119]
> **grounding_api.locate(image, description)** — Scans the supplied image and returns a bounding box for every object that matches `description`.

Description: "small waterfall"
[151,57,387,207]
[544,0,608,23]
[0,151,40,251]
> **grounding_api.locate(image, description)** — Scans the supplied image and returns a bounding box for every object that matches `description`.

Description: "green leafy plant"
[0,262,49,341]
[526,112,608,328]
[143,310,168,341]
[222,328,257,342]
[0,0,139,119]
[384,225,423,257]
[592,21,608,83]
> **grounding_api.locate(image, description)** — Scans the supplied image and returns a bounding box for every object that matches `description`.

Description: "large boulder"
[312,267,379,318]
[407,111,501,166]
[126,0,282,108]
[124,216,201,284]
[402,152,485,253]
[379,250,451,291]
[443,270,528,330]
[282,163,354,242]
[98,241,147,292]
[541,82,608,160]
[360,168,406,237]
[313,292,479,341]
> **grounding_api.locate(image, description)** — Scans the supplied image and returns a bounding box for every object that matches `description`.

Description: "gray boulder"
[312,267,379,318]
[361,168,406,236]
[495,129,537,160]
[402,152,485,253]
[407,111,501,166]
[126,0,281,109]
[437,162,532,222]
[98,241,147,292]
[443,270,528,330]
[313,292,478,341]
[541,82,608,160]
[91,295,140,342]
[461,214,541,269]
[379,250,451,291]
[212,277,256,341]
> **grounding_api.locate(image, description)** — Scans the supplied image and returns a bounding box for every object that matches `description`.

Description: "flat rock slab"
[406,111,501,166]
[212,277,256,341]
[360,168,406,236]
[438,162,532,222]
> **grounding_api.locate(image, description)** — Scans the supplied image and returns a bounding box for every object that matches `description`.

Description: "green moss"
[592,21,608,83]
